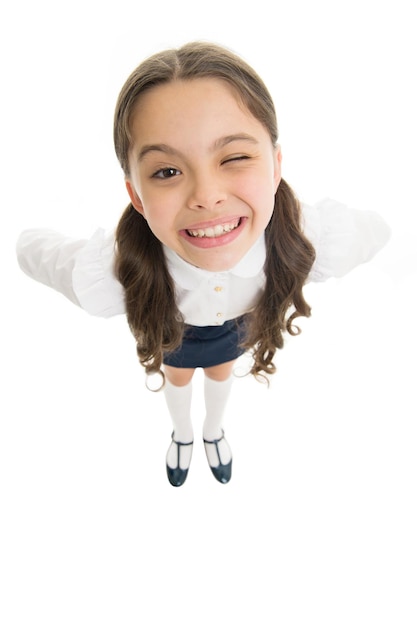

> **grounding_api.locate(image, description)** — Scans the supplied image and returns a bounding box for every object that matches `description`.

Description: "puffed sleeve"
[16,228,126,317]
[302,198,391,282]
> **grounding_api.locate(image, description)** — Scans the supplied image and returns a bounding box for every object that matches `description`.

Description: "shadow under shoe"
[203,430,232,484]
[166,433,193,487]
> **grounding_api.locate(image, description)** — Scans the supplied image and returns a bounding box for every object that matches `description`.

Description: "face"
[125,78,281,272]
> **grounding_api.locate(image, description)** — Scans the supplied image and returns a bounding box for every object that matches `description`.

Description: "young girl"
[16,41,390,487]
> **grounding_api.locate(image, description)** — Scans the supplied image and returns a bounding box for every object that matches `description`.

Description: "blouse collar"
[163,234,266,290]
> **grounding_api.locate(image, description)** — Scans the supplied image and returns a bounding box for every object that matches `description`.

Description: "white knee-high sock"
[163,379,193,443]
[203,375,233,441]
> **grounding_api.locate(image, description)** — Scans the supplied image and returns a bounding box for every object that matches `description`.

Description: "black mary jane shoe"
[203,430,232,484]
[166,434,193,487]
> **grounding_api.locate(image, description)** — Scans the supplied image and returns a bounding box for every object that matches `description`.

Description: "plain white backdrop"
[1,1,416,624]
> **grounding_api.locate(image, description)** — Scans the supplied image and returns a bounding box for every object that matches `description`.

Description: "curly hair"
[114,41,316,382]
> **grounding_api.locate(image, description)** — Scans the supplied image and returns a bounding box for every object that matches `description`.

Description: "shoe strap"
[171,431,193,446]
[203,429,225,445]
[203,430,226,468]
[169,436,193,471]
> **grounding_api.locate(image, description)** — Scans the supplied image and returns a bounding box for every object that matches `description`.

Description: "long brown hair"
[114,41,316,381]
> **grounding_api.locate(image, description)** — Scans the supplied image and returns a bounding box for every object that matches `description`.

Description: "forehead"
[129,78,269,147]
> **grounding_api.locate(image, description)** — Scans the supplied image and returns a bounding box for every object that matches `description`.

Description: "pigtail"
[242,179,316,381]
[115,204,184,379]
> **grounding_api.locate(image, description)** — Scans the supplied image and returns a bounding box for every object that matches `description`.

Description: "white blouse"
[16,198,391,327]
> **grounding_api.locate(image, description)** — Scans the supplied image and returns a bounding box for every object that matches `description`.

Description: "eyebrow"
[137,133,259,162]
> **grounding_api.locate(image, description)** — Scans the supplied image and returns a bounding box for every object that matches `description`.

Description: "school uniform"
[16,198,391,368]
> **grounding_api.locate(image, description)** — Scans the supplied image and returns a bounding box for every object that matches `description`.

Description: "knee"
[164,366,195,386]
[204,360,235,382]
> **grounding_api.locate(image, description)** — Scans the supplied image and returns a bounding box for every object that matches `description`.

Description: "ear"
[125,179,145,216]
[273,144,282,191]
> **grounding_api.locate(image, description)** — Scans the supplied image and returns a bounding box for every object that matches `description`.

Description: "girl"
[17,41,390,487]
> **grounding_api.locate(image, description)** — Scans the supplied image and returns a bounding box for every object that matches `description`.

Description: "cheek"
[241,173,276,215]
[141,206,165,230]
[146,186,186,218]
[240,162,276,195]
[139,196,180,236]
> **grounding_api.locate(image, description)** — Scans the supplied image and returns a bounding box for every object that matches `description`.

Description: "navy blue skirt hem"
[163,315,248,369]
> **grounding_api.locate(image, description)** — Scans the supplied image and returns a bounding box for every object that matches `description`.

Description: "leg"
[203,360,236,484]
[203,359,236,439]
[164,364,195,387]
[163,365,196,487]
[204,359,236,382]
[163,365,195,441]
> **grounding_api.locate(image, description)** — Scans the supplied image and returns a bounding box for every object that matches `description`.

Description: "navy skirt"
[163,315,248,369]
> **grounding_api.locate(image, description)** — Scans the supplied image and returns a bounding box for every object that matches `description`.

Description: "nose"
[186,170,227,211]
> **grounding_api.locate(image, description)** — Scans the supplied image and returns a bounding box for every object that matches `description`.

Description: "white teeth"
[187,219,240,238]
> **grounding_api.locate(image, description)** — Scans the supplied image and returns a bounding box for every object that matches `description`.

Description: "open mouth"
[186,218,241,239]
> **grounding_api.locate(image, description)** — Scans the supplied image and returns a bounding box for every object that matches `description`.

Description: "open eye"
[152,167,181,179]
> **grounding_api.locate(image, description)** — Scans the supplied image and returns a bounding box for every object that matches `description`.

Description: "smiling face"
[125,78,282,272]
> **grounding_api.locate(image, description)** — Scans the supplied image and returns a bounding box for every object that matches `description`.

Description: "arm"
[16,228,126,317]
[302,198,391,282]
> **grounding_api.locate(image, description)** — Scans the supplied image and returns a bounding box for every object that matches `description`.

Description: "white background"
[1,0,416,624]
